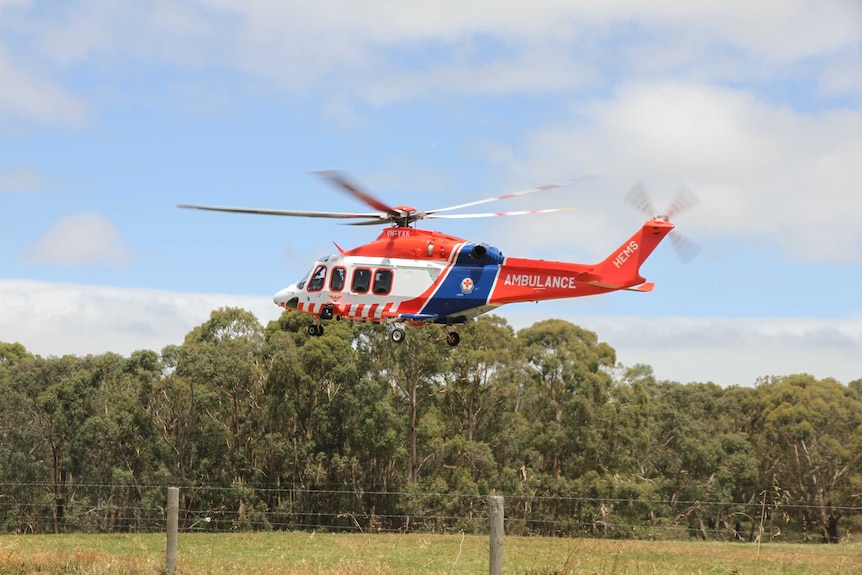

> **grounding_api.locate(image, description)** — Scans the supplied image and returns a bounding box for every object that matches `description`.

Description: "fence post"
[166,486,179,574]
[489,495,504,575]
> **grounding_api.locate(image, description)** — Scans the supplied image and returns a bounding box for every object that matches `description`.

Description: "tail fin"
[594,218,675,288]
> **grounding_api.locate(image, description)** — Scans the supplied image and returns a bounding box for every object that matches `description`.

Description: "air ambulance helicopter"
[180,171,685,346]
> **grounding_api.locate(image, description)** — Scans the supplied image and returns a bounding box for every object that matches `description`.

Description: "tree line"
[1,308,860,542]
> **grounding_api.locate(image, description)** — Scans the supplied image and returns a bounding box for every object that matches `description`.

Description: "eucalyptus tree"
[754,374,862,542]
[9,353,104,532]
[264,313,361,464]
[363,324,449,484]
[67,351,163,530]
[151,305,270,514]
[260,317,303,487]
[510,320,616,535]
[262,314,412,529]
[636,381,760,539]
[440,316,519,442]
[0,343,44,531]
[517,319,616,483]
[428,316,524,492]
[184,307,269,483]
[607,363,657,478]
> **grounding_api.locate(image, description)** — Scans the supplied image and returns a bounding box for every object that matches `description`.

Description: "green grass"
[1,532,859,574]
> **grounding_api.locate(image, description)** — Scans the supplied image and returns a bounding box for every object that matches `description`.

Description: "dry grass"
[1,532,859,574]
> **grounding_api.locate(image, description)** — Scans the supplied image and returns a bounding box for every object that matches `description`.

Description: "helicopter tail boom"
[592,217,675,288]
[488,217,674,304]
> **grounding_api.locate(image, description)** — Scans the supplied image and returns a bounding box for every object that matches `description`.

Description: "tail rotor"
[626,183,700,263]
[625,183,657,219]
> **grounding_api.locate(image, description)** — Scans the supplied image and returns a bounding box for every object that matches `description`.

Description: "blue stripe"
[420,244,500,319]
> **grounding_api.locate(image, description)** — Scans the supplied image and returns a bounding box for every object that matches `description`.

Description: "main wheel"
[446,331,460,347]
[390,328,405,343]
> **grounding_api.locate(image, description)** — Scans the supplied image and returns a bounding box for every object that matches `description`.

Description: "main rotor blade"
[427,207,573,219]
[343,209,572,226]
[178,204,385,220]
[427,175,595,215]
[313,170,402,218]
[181,172,587,227]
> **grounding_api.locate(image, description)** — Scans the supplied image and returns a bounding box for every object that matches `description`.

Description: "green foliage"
[1,314,860,541]
[0,341,31,365]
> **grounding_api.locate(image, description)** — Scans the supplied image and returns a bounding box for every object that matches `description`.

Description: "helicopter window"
[307,265,327,292]
[296,268,312,291]
[351,268,371,293]
[373,269,393,295]
[330,266,346,291]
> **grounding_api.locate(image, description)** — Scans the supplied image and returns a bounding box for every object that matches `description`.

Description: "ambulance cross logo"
[460,277,474,294]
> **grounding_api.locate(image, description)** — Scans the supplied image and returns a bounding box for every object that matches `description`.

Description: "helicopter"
[179,171,680,346]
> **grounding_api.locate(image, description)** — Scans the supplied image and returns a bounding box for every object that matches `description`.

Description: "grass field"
[1,532,859,575]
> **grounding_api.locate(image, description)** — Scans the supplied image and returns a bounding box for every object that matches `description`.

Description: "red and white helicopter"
[180,172,682,346]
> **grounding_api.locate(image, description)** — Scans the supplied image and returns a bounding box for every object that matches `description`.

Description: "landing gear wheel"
[446,331,460,347]
[307,324,324,337]
[390,328,405,344]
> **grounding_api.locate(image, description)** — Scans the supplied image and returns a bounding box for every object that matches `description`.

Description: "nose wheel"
[307,324,324,337]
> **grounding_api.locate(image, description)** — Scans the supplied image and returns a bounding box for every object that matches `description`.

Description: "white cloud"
[23,213,135,266]
[224,0,862,102]
[359,42,600,106]
[502,81,862,263]
[0,44,85,126]
[0,279,282,357]
[194,0,861,63]
[4,0,860,113]
[819,52,862,98]
[0,165,45,192]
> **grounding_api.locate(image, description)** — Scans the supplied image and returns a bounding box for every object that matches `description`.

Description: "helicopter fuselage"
[274,218,674,343]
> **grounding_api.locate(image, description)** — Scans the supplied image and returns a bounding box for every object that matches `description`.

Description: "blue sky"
[2,0,861,386]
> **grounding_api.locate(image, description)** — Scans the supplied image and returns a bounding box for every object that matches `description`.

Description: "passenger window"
[373,269,393,295]
[307,265,327,292]
[330,266,346,291]
[351,268,371,293]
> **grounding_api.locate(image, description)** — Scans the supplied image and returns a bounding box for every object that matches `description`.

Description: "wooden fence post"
[489,495,504,575]
[166,486,179,574]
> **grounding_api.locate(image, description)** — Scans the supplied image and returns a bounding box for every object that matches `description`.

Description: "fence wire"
[1,482,859,542]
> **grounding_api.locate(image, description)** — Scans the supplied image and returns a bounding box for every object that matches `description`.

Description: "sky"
[2,0,861,387]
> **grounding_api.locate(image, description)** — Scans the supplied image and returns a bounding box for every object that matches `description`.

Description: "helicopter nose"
[273,286,299,310]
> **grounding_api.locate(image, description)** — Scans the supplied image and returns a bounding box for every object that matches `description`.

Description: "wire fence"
[2,482,860,542]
